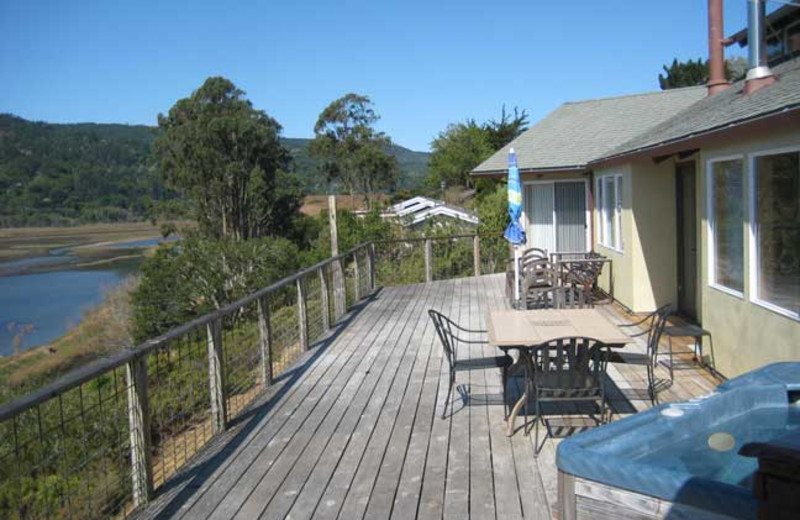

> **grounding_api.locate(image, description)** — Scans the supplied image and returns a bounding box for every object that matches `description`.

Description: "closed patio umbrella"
[503,147,526,307]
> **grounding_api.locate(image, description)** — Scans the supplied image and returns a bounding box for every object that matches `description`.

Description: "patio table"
[487,308,632,436]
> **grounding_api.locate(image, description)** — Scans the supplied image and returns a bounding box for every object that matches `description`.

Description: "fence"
[373,234,508,286]
[0,243,374,520]
[0,234,506,520]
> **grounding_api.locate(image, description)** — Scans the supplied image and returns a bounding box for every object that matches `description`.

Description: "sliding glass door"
[524,181,588,253]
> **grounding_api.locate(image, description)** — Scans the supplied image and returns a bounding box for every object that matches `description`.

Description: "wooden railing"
[0,234,507,520]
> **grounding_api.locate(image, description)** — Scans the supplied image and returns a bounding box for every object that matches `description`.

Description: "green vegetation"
[426,105,528,191]
[310,93,399,206]
[658,57,748,89]
[0,112,430,228]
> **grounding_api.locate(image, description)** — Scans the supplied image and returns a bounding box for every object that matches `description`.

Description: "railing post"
[353,251,361,301]
[126,354,153,506]
[369,243,376,290]
[473,235,481,277]
[257,295,273,387]
[332,257,345,322]
[297,278,309,351]
[424,238,433,283]
[206,319,228,433]
[319,266,330,333]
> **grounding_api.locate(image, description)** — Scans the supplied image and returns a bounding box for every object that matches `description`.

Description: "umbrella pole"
[513,246,521,308]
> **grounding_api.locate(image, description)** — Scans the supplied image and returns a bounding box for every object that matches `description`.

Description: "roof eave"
[470,165,587,177]
[589,104,800,168]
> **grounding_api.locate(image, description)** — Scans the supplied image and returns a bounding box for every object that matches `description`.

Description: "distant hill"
[0,114,429,226]
[282,138,430,193]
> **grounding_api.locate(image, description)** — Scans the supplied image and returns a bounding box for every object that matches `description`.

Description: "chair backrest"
[645,304,672,362]
[428,310,455,368]
[525,285,589,310]
[522,259,558,291]
[556,286,590,309]
[534,337,609,391]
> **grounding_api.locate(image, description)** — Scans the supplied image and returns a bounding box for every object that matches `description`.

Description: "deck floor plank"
[133,274,724,520]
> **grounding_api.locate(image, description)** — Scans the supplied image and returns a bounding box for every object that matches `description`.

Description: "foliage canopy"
[154,77,295,240]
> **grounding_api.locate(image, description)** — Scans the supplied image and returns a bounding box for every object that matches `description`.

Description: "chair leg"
[707,334,716,372]
[501,366,509,420]
[533,395,542,455]
[667,336,674,382]
[442,371,454,419]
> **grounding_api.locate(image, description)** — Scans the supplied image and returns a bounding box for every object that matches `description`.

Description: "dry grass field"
[0,222,165,261]
[300,194,390,216]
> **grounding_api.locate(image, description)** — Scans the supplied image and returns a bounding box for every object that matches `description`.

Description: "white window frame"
[706,155,745,299]
[521,179,591,253]
[748,145,800,321]
[595,173,624,252]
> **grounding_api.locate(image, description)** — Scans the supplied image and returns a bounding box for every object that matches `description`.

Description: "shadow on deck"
[133,274,722,520]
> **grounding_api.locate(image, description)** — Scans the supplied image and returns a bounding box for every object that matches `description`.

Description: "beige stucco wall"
[593,159,679,314]
[594,164,635,309]
[698,126,800,378]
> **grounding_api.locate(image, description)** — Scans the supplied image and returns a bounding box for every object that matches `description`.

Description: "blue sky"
[0,0,751,151]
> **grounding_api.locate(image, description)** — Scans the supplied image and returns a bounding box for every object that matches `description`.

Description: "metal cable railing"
[0,243,375,520]
[0,233,508,519]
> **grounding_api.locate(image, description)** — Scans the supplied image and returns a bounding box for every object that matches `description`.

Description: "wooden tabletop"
[487,308,632,347]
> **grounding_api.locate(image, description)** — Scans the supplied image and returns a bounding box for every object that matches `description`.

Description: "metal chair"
[506,247,548,303]
[428,310,513,419]
[526,285,590,310]
[663,323,715,379]
[619,304,672,404]
[529,336,611,454]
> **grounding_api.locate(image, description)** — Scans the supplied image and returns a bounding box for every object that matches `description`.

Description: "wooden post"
[328,195,339,256]
[126,354,153,506]
[206,319,227,433]
[353,251,361,301]
[473,235,481,277]
[297,278,308,350]
[319,266,330,333]
[424,238,433,283]
[329,195,345,321]
[368,243,376,291]
[558,471,577,520]
[257,296,273,387]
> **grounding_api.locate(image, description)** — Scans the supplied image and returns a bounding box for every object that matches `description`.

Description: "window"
[708,158,744,294]
[751,150,800,317]
[596,175,623,251]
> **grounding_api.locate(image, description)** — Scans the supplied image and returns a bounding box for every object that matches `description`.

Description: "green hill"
[0,114,429,226]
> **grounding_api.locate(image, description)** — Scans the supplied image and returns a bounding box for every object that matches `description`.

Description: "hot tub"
[556,363,800,520]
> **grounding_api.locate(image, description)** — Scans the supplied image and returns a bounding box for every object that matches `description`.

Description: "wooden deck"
[134,274,722,520]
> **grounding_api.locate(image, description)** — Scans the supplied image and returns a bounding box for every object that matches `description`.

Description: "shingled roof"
[471,86,706,175]
[472,56,800,176]
[598,57,800,161]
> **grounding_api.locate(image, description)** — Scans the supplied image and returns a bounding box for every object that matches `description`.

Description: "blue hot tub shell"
[556,362,800,519]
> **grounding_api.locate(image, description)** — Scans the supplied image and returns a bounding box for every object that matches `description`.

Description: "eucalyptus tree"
[310,93,398,204]
[154,76,293,240]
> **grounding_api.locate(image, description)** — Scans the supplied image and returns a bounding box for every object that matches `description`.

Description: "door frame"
[522,178,591,252]
[675,160,699,320]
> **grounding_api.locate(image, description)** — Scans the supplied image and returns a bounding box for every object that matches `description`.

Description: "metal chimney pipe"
[707,0,730,96]
[744,0,777,93]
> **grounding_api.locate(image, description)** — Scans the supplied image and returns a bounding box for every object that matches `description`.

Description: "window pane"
[712,160,744,292]
[755,152,800,313]
[596,181,604,244]
[603,178,616,247]
[615,176,624,250]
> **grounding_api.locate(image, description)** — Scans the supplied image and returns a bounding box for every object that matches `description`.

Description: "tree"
[310,93,399,204]
[485,105,529,150]
[154,76,295,241]
[658,58,747,90]
[131,235,300,341]
[427,121,493,190]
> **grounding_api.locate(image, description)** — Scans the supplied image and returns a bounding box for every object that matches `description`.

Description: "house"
[728,3,800,66]
[472,0,800,379]
[384,196,479,227]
